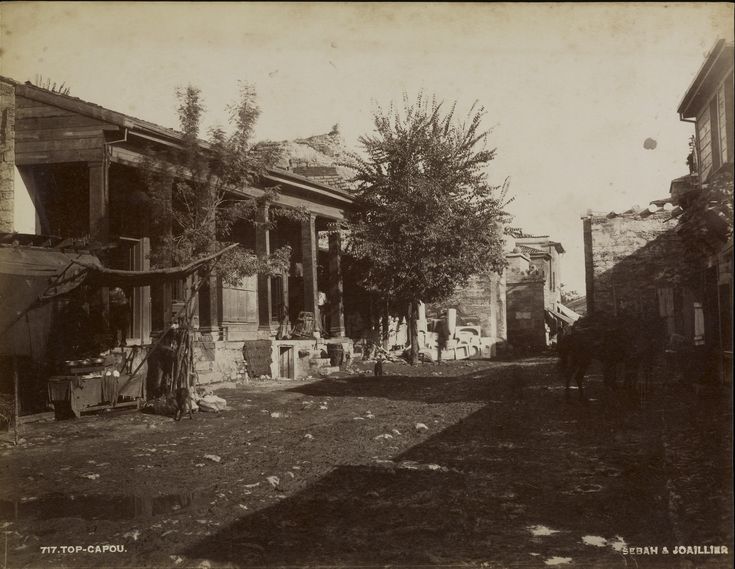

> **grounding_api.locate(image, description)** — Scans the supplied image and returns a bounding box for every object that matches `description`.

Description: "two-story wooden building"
[0,76,354,382]
[672,39,733,383]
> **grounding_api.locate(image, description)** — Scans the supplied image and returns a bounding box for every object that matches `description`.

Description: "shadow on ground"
[284,358,550,404]
[184,357,682,567]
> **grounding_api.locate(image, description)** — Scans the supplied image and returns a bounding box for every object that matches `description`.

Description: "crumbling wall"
[506,272,546,351]
[0,80,15,232]
[450,272,506,341]
[583,213,688,317]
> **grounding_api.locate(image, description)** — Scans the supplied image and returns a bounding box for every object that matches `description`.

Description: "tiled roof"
[519,244,544,256]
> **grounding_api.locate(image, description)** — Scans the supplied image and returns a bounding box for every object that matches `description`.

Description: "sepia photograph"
[0,3,733,568]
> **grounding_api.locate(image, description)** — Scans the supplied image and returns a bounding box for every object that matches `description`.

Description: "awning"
[557,303,582,323]
[78,243,238,289]
[0,246,101,355]
[546,309,574,327]
[0,243,237,355]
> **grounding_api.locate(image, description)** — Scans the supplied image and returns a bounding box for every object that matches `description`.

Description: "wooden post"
[328,231,346,338]
[256,207,273,332]
[88,161,109,241]
[301,213,320,335]
[12,355,19,445]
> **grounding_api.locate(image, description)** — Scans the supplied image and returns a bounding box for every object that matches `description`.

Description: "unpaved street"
[1,357,732,568]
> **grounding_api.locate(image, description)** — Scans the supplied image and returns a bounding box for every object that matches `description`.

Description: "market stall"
[47,355,143,419]
[1,237,237,424]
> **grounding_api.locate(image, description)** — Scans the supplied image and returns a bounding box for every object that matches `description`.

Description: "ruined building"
[582,38,733,383]
[505,234,573,351]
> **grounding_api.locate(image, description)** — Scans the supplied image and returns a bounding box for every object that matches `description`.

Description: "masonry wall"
[447,271,507,341]
[506,275,546,351]
[0,80,15,232]
[583,213,688,317]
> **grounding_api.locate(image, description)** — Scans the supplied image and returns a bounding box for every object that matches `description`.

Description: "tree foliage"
[345,93,511,362]
[142,83,303,286]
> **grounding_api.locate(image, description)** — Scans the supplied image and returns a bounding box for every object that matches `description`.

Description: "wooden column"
[88,161,109,241]
[281,270,290,319]
[134,237,152,344]
[301,213,320,334]
[328,231,346,337]
[256,207,272,332]
[197,274,220,337]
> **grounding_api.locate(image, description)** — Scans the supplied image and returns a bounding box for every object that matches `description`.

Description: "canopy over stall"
[0,246,101,356]
[77,245,237,289]
[0,241,238,357]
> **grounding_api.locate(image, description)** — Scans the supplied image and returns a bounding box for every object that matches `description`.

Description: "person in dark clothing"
[437,316,450,363]
[109,287,129,347]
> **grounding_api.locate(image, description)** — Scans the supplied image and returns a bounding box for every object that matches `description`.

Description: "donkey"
[558,312,666,401]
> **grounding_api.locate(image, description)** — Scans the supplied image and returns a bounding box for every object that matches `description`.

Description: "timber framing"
[4,75,353,216]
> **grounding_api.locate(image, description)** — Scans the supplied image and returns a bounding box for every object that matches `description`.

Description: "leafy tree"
[346,93,511,364]
[142,83,302,286]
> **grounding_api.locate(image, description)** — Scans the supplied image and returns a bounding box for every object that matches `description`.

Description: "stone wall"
[582,212,688,317]
[0,80,15,232]
[506,272,546,351]
[450,271,507,341]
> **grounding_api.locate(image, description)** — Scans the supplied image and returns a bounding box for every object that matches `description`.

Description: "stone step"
[318,366,340,376]
[309,358,333,367]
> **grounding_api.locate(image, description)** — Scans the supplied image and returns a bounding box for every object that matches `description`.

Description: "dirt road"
[0,357,731,568]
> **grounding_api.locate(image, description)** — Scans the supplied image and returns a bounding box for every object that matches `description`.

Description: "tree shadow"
[184,358,675,566]
[285,357,552,404]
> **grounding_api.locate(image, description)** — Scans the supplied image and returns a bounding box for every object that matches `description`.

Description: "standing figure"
[437,316,450,363]
[276,304,290,340]
[374,356,385,377]
[109,287,129,347]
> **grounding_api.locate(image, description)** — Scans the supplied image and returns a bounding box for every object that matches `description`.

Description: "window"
[693,302,705,346]
[717,82,730,166]
[697,105,713,180]
[221,275,257,323]
[698,75,734,182]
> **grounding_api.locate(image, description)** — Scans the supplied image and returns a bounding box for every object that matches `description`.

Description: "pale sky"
[1,2,733,292]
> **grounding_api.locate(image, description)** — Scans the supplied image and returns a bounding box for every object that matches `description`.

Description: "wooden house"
[0,76,354,382]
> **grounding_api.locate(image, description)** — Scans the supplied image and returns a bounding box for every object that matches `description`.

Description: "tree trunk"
[13,355,20,446]
[381,301,390,350]
[364,294,378,360]
[409,300,419,365]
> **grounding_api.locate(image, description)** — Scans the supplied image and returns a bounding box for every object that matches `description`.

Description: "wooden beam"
[15,106,77,120]
[15,114,111,131]
[16,136,104,153]
[15,126,107,142]
[108,145,177,172]
[15,147,104,165]
[227,187,346,220]
[264,171,353,205]
[89,161,109,241]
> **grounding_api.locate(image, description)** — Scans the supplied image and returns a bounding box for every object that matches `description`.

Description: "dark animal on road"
[374,359,384,377]
[174,387,195,421]
[558,312,666,401]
